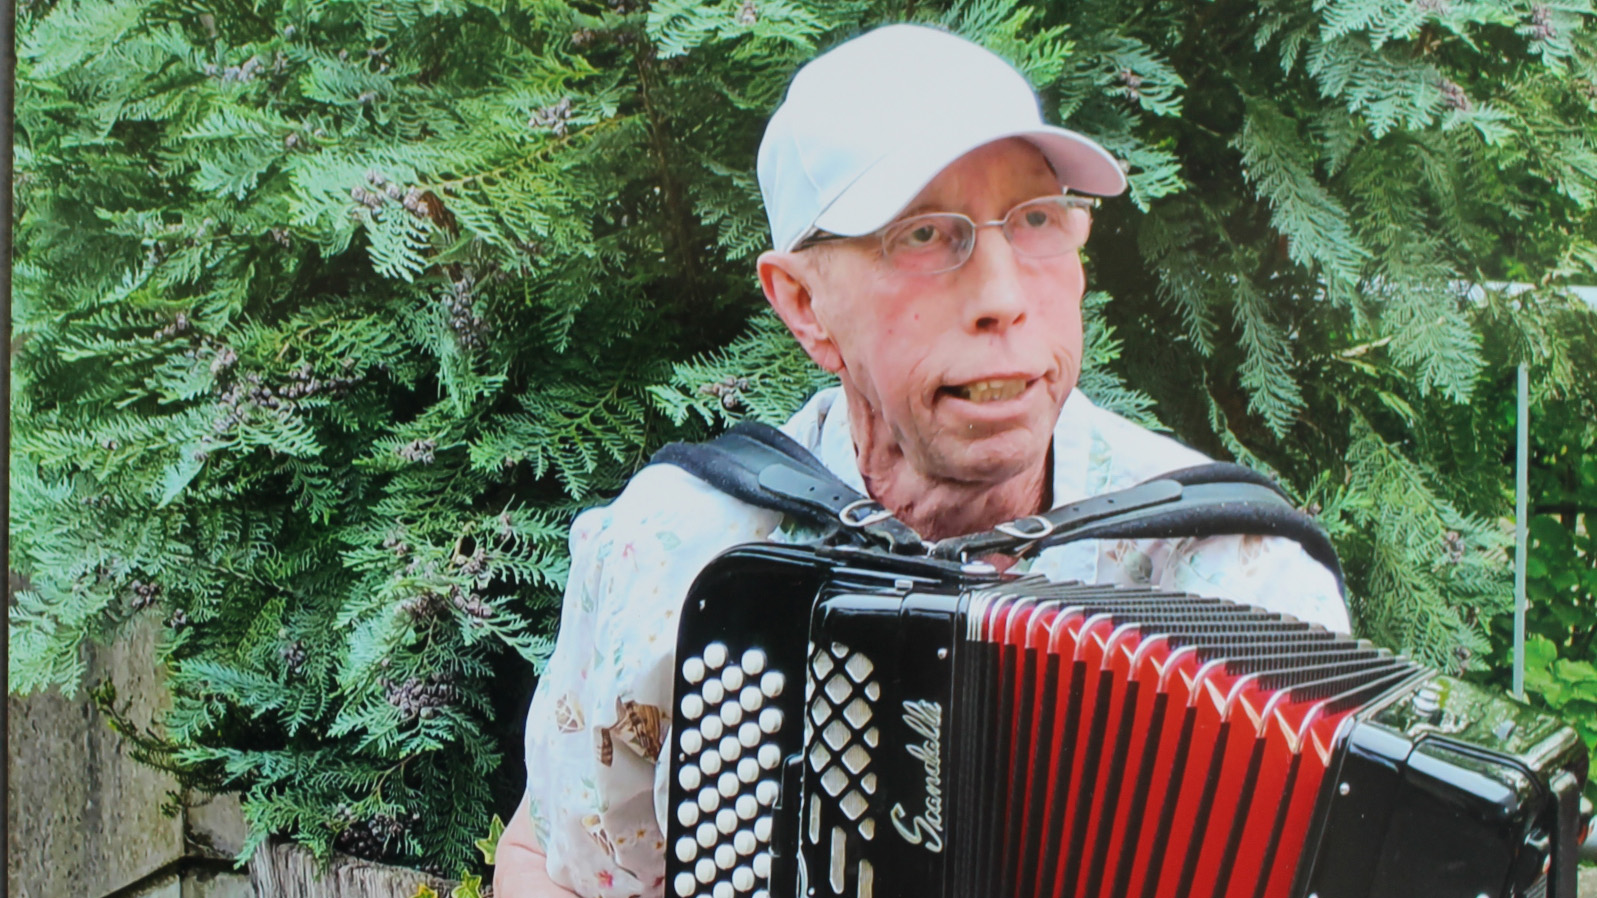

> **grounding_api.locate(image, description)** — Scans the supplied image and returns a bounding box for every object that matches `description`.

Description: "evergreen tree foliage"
[11,0,1597,871]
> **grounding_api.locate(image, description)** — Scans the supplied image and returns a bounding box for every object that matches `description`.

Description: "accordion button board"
[666,544,1591,898]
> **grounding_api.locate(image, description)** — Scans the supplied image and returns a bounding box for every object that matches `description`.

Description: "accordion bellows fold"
[664,544,1589,898]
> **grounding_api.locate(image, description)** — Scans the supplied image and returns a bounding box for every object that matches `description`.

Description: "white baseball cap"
[757,24,1128,252]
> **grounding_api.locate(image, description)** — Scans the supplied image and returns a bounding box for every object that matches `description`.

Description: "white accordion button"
[755,781,778,806]
[737,757,759,783]
[840,789,869,820]
[721,666,745,691]
[811,652,834,679]
[703,642,728,669]
[703,679,726,705]
[741,648,766,674]
[695,857,716,884]
[754,816,773,841]
[757,744,780,770]
[718,735,742,763]
[844,652,873,682]
[677,801,700,828]
[700,716,724,741]
[824,674,851,704]
[681,729,704,755]
[735,794,758,820]
[719,701,743,727]
[821,720,850,752]
[733,865,755,891]
[700,751,723,776]
[681,694,704,720]
[715,844,736,870]
[758,708,783,733]
[713,882,733,898]
[820,766,848,797]
[697,786,719,813]
[718,771,739,798]
[740,686,763,713]
[753,852,771,878]
[679,766,702,791]
[843,697,872,729]
[674,871,696,897]
[734,830,756,855]
[716,807,738,834]
[696,821,718,848]
[738,722,761,749]
[809,743,832,772]
[841,744,870,775]
[675,837,698,863]
[760,671,785,698]
[683,657,706,684]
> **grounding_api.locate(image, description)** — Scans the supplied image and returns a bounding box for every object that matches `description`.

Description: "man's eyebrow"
[892,189,1064,222]
[894,202,941,219]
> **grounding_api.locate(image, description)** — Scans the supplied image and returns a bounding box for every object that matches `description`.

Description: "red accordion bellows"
[975,593,1413,898]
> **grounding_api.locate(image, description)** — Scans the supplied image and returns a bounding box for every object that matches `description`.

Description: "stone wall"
[6,616,460,898]
[7,618,252,898]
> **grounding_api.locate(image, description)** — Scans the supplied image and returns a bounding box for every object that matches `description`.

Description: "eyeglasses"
[796,195,1096,275]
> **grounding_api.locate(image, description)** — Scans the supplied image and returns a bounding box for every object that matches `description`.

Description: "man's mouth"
[943,378,1030,403]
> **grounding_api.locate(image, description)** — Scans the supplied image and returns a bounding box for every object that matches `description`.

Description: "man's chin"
[919,434,1049,487]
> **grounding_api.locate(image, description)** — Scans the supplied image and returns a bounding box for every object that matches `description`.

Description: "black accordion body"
[663,543,1589,898]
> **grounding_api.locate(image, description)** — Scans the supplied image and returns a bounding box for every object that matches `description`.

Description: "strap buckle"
[838,498,895,529]
[992,515,1057,541]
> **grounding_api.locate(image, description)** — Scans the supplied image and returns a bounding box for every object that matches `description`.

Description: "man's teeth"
[953,379,1027,402]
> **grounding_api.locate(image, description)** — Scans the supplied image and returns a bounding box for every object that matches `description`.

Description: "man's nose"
[961,225,1028,333]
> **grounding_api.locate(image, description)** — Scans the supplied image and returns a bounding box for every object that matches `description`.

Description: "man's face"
[783,138,1087,485]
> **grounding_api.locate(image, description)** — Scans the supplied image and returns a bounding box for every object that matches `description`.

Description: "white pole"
[1513,362,1528,701]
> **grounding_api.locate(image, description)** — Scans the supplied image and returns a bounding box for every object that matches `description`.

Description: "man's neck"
[862,461,1049,543]
[844,399,1051,543]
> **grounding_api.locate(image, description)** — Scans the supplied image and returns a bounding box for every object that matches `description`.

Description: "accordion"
[663,543,1589,898]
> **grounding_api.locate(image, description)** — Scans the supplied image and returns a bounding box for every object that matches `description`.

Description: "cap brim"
[809,126,1127,247]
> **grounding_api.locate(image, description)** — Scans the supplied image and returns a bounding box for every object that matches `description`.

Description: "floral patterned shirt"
[520,387,1350,897]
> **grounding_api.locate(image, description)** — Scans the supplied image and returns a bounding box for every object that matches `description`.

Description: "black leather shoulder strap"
[931,462,1345,596]
[650,422,927,553]
[652,428,1343,594]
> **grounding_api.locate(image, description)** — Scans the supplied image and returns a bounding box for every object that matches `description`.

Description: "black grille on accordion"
[664,544,1589,898]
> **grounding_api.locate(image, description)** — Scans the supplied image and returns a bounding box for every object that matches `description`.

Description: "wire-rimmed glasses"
[796,195,1096,275]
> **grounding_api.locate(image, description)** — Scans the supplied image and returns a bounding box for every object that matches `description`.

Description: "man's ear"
[758,250,843,374]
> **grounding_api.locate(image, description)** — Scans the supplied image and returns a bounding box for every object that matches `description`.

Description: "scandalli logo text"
[889,699,945,853]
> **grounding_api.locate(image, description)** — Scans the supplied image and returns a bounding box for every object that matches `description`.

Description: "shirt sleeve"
[521,467,781,898]
[1135,533,1352,633]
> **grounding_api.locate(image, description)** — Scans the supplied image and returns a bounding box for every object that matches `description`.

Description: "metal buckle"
[992,515,1056,540]
[838,498,895,528]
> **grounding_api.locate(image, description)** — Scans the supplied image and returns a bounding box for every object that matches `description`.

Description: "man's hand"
[494,795,578,897]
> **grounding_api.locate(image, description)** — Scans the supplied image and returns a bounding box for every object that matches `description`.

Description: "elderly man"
[495,23,1348,897]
